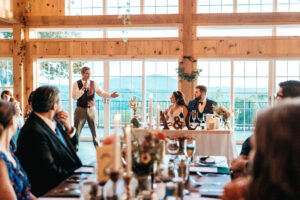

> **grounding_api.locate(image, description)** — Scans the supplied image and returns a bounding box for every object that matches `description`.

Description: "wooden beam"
[0,40,13,56]
[193,12,300,26]
[25,15,183,27]
[179,0,196,102]
[13,24,25,112]
[27,39,183,58]
[194,37,300,58]
[0,0,20,24]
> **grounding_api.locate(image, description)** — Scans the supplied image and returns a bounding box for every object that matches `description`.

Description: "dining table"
[39,156,231,200]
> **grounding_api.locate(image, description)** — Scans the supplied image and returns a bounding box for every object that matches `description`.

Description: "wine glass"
[166,139,180,155]
[191,110,197,124]
[185,140,196,163]
[197,112,204,126]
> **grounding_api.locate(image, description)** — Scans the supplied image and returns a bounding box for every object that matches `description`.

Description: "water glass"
[166,139,180,155]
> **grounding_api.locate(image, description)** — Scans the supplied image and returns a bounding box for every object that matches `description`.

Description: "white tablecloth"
[132,128,238,162]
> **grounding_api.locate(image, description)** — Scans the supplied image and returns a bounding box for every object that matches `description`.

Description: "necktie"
[55,127,67,147]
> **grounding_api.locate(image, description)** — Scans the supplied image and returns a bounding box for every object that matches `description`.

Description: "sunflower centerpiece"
[132,131,166,193]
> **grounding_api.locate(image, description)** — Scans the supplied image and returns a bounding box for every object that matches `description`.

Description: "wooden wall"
[2,0,300,109]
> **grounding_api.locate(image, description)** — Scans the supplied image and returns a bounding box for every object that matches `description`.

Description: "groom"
[187,85,217,121]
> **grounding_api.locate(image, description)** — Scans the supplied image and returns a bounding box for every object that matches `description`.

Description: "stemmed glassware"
[191,110,197,124]
[185,139,196,163]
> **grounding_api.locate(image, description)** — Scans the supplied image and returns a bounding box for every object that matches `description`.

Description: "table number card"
[96,145,114,182]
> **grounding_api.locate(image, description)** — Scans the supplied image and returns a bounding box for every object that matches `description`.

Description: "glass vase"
[135,175,151,196]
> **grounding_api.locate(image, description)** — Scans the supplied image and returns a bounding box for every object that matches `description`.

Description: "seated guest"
[1,90,12,101]
[24,91,34,120]
[0,100,36,200]
[9,98,24,150]
[17,86,82,196]
[165,91,188,125]
[223,99,300,200]
[230,80,300,176]
[187,85,217,121]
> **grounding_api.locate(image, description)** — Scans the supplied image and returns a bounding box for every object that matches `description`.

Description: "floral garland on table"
[177,56,202,82]
[213,105,232,129]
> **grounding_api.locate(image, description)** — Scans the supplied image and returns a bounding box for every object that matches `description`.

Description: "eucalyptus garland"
[177,65,202,82]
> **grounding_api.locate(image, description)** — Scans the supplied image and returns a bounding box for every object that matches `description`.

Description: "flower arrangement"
[132,131,166,176]
[129,96,139,115]
[213,105,232,129]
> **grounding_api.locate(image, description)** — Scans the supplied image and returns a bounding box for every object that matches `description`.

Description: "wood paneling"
[28,39,183,58]
[194,37,300,58]
[180,0,196,101]
[193,12,300,26]
[0,40,13,56]
[24,0,64,16]
[25,15,183,27]
[12,24,24,111]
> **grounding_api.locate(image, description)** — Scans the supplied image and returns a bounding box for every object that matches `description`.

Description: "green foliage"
[177,66,202,82]
[0,32,13,39]
[40,61,84,80]
[38,31,82,39]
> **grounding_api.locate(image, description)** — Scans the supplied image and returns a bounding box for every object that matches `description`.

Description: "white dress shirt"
[72,79,111,100]
[34,112,76,138]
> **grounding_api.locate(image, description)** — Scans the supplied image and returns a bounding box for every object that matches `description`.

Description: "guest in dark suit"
[16,86,82,197]
[187,85,217,121]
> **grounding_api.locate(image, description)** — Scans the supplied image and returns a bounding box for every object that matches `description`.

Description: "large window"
[0,59,13,94]
[109,60,143,124]
[278,0,300,12]
[233,60,269,136]
[107,0,140,14]
[38,60,70,112]
[66,0,178,15]
[30,28,104,39]
[107,27,178,38]
[198,59,269,140]
[68,0,103,15]
[144,0,179,14]
[197,26,273,37]
[198,60,231,107]
[37,58,177,138]
[276,60,300,89]
[197,25,300,37]
[197,0,233,13]
[197,0,300,13]
[0,29,13,39]
[29,27,178,39]
[145,60,178,112]
[237,0,273,13]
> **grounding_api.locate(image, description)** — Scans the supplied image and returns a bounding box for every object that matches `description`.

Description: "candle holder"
[123,173,132,200]
[109,171,120,200]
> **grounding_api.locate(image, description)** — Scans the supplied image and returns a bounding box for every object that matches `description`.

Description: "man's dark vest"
[77,80,95,108]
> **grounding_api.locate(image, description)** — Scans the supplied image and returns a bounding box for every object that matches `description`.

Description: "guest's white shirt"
[34,112,76,138]
[72,79,111,100]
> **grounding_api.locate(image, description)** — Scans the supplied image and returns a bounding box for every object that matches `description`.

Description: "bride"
[165,91,188,125]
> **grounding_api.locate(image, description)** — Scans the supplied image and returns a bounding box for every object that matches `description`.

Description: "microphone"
[84,80,89,92]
